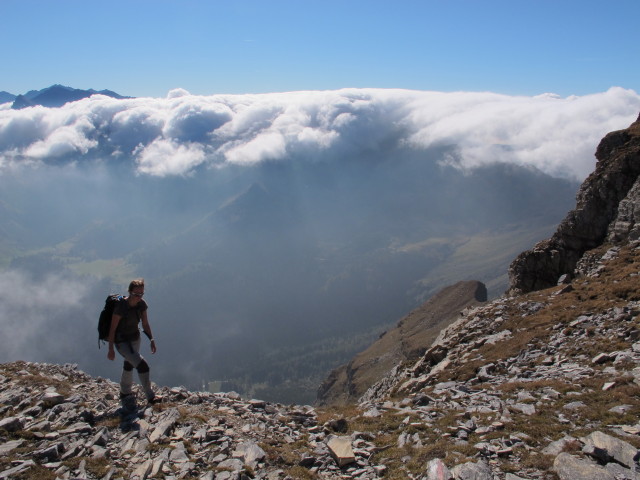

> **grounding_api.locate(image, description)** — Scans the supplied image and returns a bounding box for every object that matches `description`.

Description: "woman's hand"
[150,339,157,354]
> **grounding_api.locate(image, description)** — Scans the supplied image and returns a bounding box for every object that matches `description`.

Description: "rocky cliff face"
[317,281,487,406]
[508,114,640,294]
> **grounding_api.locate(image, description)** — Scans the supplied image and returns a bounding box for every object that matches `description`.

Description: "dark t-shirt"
[114,297,148,341]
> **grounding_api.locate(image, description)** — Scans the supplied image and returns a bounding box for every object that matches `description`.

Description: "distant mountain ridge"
[0,91,15,104]
[6,84,131,109]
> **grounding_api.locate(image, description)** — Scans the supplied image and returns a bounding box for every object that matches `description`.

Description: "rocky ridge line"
[0,362,374,480]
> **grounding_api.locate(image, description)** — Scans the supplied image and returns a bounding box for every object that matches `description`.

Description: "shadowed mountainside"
[317,280,487,406]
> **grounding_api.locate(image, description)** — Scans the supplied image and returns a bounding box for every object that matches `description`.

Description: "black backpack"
[98,294,123,347]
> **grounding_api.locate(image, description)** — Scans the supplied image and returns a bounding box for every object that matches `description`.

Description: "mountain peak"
[10,85,131,109]
[216,182,298,228]
[0,91,16,104]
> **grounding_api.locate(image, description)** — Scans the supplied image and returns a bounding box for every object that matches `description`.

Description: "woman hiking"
[107,278,160,406]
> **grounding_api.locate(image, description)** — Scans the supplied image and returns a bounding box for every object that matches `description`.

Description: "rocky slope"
[359,241,640,479]
[318,281,487,406]
[2,115,640,479]
[0,362,321,480]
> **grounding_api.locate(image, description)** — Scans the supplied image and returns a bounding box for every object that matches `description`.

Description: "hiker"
[107,278,159,404]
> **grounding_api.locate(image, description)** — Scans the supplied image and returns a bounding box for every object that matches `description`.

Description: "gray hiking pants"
[115,338,154,401]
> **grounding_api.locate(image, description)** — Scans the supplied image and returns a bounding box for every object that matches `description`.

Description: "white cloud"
[163,101,233,142]
[167,88,191,99]
[223,131,287,165]
[0,87,638,180]
[136,138,206,176]
[25,116,98,158]
[0,270,93,362]
[403,87,640,179]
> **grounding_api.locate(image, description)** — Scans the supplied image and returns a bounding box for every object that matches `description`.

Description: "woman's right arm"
[107,314,121,360]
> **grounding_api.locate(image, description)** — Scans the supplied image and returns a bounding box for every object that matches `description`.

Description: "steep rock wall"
[508,114,640,294]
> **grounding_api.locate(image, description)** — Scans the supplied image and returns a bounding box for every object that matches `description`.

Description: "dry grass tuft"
[13,465,57,480]
[316,404,362,426]
[261,437,313,467]
[509,451,555,472]
[283,465,319,479]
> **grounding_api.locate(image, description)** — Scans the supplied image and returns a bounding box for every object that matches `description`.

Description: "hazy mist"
[1,87,638,403]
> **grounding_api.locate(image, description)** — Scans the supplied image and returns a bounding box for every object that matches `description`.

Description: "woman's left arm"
[141,310,157,354]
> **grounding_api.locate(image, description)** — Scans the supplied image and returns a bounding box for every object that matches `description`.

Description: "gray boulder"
[450,460,493,480]
[553,452,616,480]
[581,431,640,468]
[0,416,25,432]
[425,458,453,480]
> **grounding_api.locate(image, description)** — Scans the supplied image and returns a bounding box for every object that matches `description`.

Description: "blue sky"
[2,0,639,98]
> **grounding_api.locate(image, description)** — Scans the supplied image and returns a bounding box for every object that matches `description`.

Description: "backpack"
[98,294,123,347]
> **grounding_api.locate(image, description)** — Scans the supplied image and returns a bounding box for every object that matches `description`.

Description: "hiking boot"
[120,393,138,412]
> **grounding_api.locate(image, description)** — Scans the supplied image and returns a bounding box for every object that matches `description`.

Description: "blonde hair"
[128,278,145,292]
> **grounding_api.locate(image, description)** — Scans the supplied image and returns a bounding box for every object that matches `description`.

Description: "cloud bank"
[1,87,638,180]
[0,269,95,362]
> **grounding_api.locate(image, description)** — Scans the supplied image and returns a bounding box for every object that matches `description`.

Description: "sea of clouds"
[1,87,638,181]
